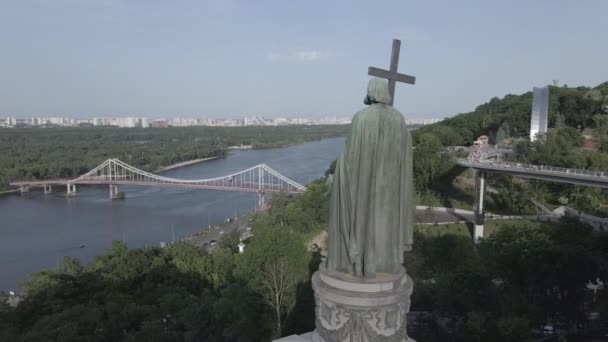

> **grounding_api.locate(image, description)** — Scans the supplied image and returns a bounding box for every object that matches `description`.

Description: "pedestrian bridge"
[456,158,608,244]
[456,159,608,188]
[10,158,307,203]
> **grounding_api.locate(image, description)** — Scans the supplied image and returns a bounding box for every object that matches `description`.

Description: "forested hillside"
[411,82,608,217]
[413,82,608,146]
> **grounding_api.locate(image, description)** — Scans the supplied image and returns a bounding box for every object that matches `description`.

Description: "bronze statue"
[326,78,414,278]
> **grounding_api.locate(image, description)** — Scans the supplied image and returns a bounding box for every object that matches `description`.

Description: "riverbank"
[156,156,221,172]
[182,211,257,250]
[227,144,253,150]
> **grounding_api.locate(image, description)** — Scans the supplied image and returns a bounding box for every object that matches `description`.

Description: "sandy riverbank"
[156,156,221,172]
[227,144,253,150]
[0,189,19,196]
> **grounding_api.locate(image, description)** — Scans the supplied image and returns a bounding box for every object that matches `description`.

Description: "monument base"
[310,264,414,342]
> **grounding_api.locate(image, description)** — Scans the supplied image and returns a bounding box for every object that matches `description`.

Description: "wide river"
[0,137,345,291]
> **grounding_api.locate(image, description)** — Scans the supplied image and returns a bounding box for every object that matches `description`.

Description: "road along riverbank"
[182,211,256,251]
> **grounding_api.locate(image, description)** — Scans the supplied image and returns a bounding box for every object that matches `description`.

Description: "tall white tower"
[530,86,549,141]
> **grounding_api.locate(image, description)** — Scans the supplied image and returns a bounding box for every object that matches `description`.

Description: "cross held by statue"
[368,39,416,106]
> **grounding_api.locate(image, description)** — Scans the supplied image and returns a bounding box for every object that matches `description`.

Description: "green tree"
[219,229,241,253]
[60,256,83,276]
[497,316,530,342]
[259,259,299,337]
[495,122,510,146]
[414,133,446,192]
[592,114,608,152]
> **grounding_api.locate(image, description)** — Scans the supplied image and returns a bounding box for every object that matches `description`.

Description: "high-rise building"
[150,119,168,128]
[530,86,549,141]
[125,117,137,128]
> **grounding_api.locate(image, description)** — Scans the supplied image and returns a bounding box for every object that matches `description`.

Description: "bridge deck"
[9,158,308,194]
[457,159,608,188]
[9,180,306,193]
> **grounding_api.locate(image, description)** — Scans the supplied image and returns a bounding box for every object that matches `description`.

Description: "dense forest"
[412,82,608,217]
[2,173,607,341]
[0,125,347,190]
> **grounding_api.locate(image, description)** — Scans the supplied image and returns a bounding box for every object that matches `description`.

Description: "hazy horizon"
[1,0,607,119]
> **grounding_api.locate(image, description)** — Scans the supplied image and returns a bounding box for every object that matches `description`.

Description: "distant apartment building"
[150,119,168,128]
[93,117,139,127]
[405,118,441,125]
[244,116,267,126]
[30,117,66,126]
[169,117,200,127]
[7,117,17,126]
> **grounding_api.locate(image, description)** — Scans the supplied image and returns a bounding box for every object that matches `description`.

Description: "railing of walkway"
[456,159,608,179]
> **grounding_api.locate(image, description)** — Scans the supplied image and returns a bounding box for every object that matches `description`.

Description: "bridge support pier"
[66,184,76,196]
[109,185,123,200]
[473,171,486,243]
[19,185,29,193]
[69,184,76,196]
[43,185,52,194]
[257,191,266,210]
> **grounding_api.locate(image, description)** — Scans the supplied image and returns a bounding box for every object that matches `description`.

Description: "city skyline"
[1,114,441,128]
[1,1,607,118]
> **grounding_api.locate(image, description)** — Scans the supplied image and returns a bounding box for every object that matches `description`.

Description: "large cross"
[368,39,416,106]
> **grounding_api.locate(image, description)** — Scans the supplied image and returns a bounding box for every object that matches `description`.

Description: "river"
[0,137,345,291]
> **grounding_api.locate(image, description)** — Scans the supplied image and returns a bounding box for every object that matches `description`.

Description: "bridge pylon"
[473,171,486,243]
[66,184,77,197]
[257,191,266,210]
[109,184,124,200]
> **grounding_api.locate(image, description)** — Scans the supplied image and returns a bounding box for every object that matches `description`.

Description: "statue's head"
[364,78,392,105]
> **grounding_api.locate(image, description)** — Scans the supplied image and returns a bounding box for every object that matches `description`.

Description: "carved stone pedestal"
[311,264,414,342]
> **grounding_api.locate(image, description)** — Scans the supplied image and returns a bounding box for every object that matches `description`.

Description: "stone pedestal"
[311,264,414,342]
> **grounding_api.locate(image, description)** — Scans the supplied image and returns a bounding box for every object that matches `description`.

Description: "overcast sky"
[1,0,606,119]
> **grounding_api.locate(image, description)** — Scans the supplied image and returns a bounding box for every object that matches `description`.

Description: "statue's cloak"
[326,101,414,277]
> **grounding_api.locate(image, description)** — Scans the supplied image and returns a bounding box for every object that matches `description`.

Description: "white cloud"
[268,48,330,62]
[294,50,326,61]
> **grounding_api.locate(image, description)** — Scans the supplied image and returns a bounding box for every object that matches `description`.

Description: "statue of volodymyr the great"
[326,78,414,278]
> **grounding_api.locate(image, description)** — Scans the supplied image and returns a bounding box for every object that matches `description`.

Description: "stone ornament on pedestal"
[311,264,413,342]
